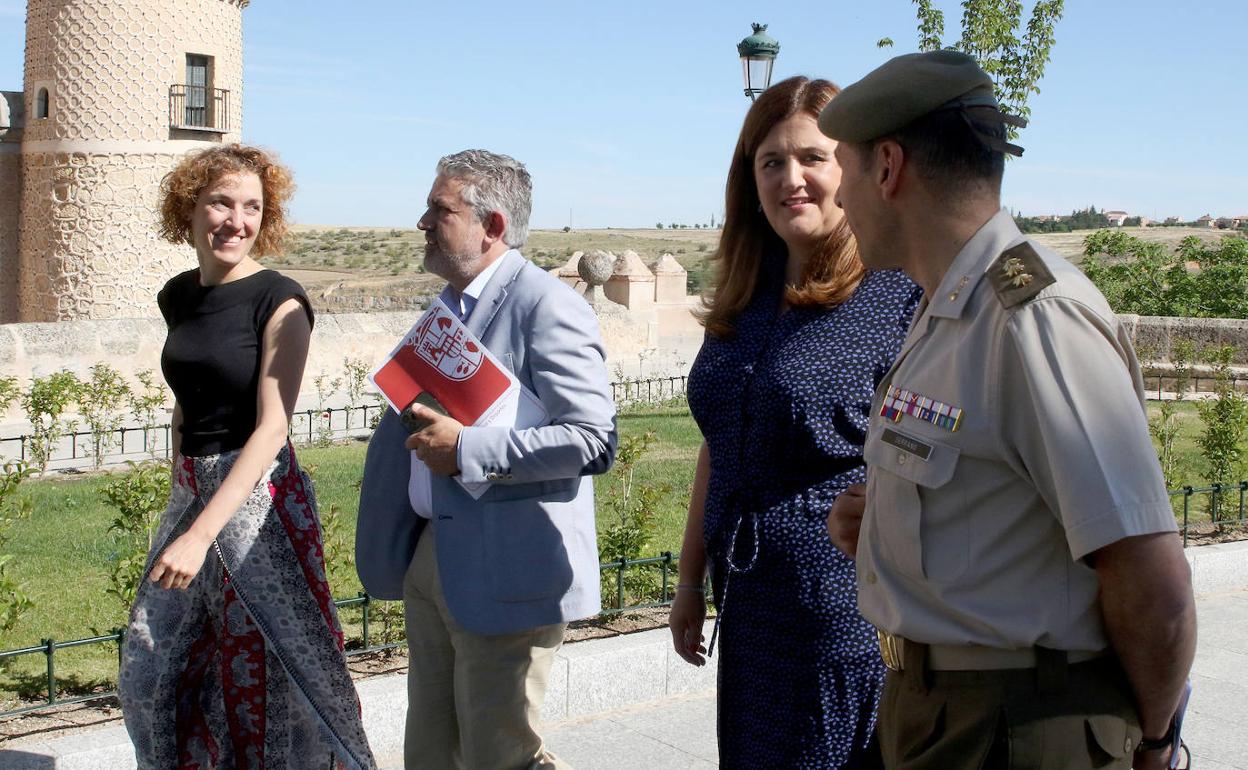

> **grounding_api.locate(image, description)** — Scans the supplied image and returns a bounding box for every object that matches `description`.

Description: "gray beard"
[423,244,478,286]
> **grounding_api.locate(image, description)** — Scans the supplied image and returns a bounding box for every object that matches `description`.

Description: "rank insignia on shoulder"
[989,242,1055,308]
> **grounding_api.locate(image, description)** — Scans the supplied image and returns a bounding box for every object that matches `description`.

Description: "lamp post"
[737,23,780,101]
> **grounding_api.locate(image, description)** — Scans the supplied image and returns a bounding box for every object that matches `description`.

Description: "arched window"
[35,87,49,119]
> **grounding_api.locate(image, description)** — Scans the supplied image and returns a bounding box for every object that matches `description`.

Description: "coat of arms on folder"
[370,299,514,427]
[369,298,548,498]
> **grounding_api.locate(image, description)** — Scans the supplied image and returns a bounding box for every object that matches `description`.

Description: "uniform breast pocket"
[865,427,963,583]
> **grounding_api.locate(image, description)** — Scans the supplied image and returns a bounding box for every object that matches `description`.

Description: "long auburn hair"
[700,76,865,337]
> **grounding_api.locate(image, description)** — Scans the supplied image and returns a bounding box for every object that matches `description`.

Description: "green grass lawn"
[2,397,1243,710]
[0,405,699,709]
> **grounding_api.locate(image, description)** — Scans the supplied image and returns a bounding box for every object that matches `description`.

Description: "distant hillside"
[276,225,1236,311]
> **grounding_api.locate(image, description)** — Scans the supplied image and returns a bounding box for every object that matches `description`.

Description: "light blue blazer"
[356,250,617,635]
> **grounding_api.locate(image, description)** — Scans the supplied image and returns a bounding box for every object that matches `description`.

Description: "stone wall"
[0,304,705,422]
[0,148,20,324]
[13,310,1246,424]
[1123,314,1248,364]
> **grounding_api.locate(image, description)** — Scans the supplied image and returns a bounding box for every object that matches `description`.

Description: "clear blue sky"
[2,1,1245,228]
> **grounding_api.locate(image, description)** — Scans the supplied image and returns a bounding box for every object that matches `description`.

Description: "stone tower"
[11,0,248,322]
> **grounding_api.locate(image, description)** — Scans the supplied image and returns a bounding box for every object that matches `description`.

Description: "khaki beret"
[818,50,1027,155]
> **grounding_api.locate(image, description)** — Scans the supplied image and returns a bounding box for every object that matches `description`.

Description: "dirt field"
[277,224,1239,309]
[1028,226,1232,261]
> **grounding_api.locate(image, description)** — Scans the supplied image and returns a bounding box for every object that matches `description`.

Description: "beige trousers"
[403,526,569,770]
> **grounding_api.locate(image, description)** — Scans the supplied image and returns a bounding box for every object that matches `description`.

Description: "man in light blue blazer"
[356,149,617,770]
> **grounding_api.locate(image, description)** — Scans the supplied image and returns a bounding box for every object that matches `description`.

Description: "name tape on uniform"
[880,385,963,432]
[881,428,934,461]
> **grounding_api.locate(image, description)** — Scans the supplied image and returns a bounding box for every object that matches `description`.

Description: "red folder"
[371,300,514,426]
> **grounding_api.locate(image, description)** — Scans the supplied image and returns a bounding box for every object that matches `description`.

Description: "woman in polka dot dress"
[668,76,920,768]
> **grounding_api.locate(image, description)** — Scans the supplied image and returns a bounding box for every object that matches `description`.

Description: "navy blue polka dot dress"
[688,257,920,769]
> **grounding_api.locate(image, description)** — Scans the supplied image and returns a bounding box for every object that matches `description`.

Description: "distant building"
[1196,215,1216,228]
[1164,216,1181,225]
[1,0,249,323]
[1105,210,1129,226]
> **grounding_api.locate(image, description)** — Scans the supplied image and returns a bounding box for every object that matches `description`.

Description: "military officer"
[820,50,1196,770]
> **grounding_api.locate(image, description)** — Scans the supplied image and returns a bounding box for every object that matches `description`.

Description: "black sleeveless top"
[158,268,314,457]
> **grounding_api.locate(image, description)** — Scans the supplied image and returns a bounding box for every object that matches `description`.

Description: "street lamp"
[737,23,780,101]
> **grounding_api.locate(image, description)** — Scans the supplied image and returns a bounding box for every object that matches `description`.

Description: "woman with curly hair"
[667,77,920,768]
[118,144,375,769]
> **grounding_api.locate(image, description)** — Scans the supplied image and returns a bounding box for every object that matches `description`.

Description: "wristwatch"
[1136,718,1175,753]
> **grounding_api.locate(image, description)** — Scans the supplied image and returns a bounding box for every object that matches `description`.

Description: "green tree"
[909,0,1064,135]
[1081,232,1248,319]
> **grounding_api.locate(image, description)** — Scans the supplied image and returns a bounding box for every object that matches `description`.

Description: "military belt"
[877,630,1107,672]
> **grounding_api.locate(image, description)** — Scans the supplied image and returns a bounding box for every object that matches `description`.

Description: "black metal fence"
[1,378,691,470]
[611,376,688,407]
[1172,481,1248,546]
[0,425,172,466]
[0,554,684,718]
[0,405,379,468]
[1141,369,1248,400]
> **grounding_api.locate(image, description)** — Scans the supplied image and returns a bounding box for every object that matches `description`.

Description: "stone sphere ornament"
[578,249,615,287]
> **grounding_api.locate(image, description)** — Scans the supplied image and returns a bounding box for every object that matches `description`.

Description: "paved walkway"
[388,589,1248,770]
[4,591,1244,768]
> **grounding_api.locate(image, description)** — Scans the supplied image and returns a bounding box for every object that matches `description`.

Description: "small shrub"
[1195,346,1248,526]
[1150,341,1194,488]
[103,461,171,613]
[22,370,82,473]
[312,372,342,447]
[0,461,34,635]
[598,431,671,609]
[79,364,131,470]
[342,357,371,429]
[128,369,169,458]
[0,376,18,413]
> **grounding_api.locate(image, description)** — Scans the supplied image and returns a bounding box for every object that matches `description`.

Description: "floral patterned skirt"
[119,444,375,770]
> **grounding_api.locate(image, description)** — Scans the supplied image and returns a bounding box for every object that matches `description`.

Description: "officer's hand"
[827,483,866,557]
[404,405,463,476]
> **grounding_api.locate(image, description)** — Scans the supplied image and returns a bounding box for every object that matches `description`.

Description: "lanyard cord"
[707,510,761,657]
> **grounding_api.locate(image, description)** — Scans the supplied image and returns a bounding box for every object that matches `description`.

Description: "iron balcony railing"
[169,84,230,132]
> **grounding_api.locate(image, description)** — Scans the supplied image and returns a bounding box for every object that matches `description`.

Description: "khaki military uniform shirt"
[858,208,1177,653]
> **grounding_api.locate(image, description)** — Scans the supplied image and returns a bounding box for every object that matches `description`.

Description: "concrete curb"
[1,538,1240,769]
[0,622,718,769]
[1186,539,1248,596]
